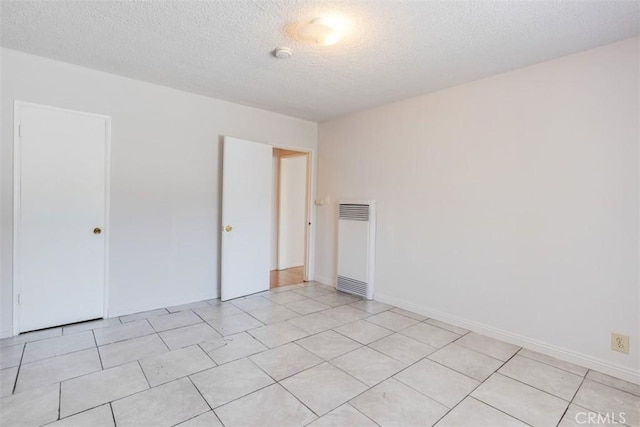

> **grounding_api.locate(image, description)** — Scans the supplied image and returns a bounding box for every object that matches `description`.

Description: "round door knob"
[224,225,233,232]
[93,227,102,235]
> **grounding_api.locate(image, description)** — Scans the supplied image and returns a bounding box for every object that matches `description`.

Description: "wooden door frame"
[12,101,112,336]
[271,144,313,282]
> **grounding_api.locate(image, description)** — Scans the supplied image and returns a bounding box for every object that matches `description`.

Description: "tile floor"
[1,282,638,427]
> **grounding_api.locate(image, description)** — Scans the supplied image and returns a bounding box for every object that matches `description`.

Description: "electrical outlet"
[611,333,629,354]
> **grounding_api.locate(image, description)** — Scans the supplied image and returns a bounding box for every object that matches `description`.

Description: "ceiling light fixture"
[298,17,342,46]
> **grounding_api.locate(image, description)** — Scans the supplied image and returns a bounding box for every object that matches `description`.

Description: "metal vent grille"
[337,275,367,298]
[339,204,369,221]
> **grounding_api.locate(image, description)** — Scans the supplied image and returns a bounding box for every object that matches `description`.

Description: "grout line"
[10,343,26,395]
[109,402,117,426]
[57,382,61,421]
[168,409,212,427]
[137,360,151,389]
[516,348,588,378]
[92,330,104,370]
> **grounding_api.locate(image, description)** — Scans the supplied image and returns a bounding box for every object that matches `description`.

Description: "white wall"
[270,152,280,270]
[0,48,317,336]
[316,38,639,383]
[278,155,307,269]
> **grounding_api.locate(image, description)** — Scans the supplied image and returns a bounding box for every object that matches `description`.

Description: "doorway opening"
[270,149,309,288]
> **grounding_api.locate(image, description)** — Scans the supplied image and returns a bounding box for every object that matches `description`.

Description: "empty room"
[0,1,638,426]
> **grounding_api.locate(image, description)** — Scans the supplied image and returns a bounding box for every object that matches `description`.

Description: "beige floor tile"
[297,330,361,360]
[428,343,503,381]
[391,307,427,321]
[285,299,331,315]
[250,342,322,380]
[313,292,361,308]
[176,411,223,427]
[94,320,155,346]
[349,300,393,315]
[207,312,264,336]
[287,312,343,334]
[112,378,209,427]
[586,370,640,396]
[369,333,436,365]
[573,379,639,426]
[322,306,370,324]
[0,366,18,397]
[140,345,215,387]
[23,331,95,363]
[293,286,334,298]
[558,404,597,427]
[0,383,60,427]
[160,323,222,350]
[455,332,520,361]
[166,301,211,313]
[60,362,148,417]
[435,397,527,427]
[200,332,268,365]
[395,358,479,408]
[332,347,405,387]
[0,328,62,349]
[308,404,378,427]
[471,374,568,426]
[215,383,317,427]
[281,363,368,416]
[0,344,24,369]
[499,355,583,400]
[120,308,169,323]
[246,305,300,324]
[48,404,115,427]
[148,310,202,332]
[62,318,122,335]
[193,304,243,321]
[248,322,308,348]
[400,322,460,348]
[425,318,470,335]
[190,358,274,408]
[16,348,102,393]
[99,334,168,368]
[351,378,448,427]
[517,349,588,377]
[366,311,419,331]
[263,291,308,305]
[231,296,275,312]
[334,320,393,345]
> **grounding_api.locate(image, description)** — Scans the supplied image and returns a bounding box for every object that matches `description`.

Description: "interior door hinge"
[18,124,21,138]
[17,293,20,305]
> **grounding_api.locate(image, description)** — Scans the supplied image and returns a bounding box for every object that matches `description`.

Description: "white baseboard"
[375,292,640,385]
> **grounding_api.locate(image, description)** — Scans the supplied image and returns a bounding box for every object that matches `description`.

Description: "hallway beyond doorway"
[270,266,304,288]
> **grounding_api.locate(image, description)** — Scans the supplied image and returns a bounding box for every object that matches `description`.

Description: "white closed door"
[16,103,108,333]
[221,137,272,301]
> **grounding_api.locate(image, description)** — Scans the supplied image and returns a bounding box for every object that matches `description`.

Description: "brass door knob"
[93,227,102,235]
[224,225,233,232]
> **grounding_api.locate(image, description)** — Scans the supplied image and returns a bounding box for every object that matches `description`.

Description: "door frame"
[271,144,314,283]
[12,101,112,335]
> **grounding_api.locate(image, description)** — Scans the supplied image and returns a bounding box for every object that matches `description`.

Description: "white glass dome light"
[298,17,342,46]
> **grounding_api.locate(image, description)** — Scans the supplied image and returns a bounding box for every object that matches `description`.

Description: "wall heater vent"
[337,201,376,300]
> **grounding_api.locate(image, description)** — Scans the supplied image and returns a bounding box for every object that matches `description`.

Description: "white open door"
[15,103,109,333]
[221,137,272,301]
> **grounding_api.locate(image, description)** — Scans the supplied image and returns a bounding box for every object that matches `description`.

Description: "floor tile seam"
[424,349,507,383]
[514,350,588,379]
[10,341,26,395]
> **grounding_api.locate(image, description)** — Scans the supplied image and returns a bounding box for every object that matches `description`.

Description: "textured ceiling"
[1,1,638,121]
